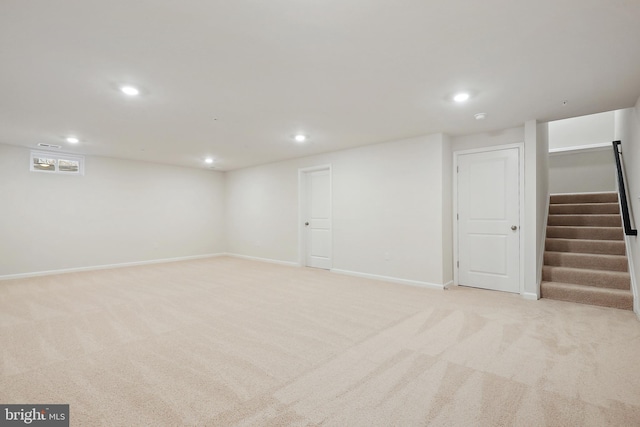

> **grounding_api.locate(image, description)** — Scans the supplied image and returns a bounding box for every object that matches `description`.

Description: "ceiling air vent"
[37,143,62,149]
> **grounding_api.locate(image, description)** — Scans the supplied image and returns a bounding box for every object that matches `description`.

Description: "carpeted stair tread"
[549,202,620,215]
[543,192,632,310]
[546,226,624,240]
[541,281,633,310]
[542,266,630,290]
[545,238,626,255]
[550,192,618,204]
[544,251,628,272]
[547,214,622,227]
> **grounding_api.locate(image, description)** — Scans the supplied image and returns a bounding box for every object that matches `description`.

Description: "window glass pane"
[58,159,79,172]
[33,157,56,171]
[30,150,84,175]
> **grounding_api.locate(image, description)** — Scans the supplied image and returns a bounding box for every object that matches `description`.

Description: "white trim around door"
[298,164,332,269]
[453,143,525,295]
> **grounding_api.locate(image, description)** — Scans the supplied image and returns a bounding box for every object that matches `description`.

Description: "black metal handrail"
[612,140,637,236]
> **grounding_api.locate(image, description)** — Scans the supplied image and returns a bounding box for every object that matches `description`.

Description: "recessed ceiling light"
[120,85,140,96]
[453,92,470,103]
[474,113,487,120]
[294,134,307,143]
[205,158,214,164]
[66,136,79,144]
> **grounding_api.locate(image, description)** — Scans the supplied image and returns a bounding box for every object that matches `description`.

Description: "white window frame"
[30,150,85,176]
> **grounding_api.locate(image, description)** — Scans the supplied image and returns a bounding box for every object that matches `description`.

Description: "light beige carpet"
[1,257,640,426]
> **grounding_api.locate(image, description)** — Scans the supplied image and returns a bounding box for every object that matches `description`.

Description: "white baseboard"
[443,280,455,289]
[521,292,539,301]
[330,268,444,290]
[222,255,445,290]
[224,253,298,267]
[0,253,225,281]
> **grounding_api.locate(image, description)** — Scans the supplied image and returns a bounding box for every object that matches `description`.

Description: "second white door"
[457,147,520,293]
[304,168,331,269]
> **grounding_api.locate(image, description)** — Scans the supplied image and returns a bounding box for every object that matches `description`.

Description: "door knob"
[305,222,309,226]
[511,225,518,230]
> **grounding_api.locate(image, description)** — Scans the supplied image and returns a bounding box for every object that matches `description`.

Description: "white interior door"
[304,169,331,269]
[457,147,520,293]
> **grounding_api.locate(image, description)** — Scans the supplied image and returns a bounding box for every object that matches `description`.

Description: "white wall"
[536,122,550,289]
[524,120,542,299]
[614,102,640,315]
[0,122,552,299]
[226,134,451,287]
[548,111,616,194]
[548,150,616,193]
[549,111,615,150]
[441,134,453,285]
[450,125,544,298]
[450,127,525,152]
[0,144,226,277]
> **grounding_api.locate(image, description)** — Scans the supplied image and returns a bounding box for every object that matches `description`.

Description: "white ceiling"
[1,0,639,171]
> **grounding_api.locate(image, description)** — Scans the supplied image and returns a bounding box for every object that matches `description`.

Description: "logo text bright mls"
[1,405,68,426]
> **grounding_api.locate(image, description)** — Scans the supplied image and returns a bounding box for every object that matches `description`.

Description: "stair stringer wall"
[612,140,638,317]
[537,193,550,297]
[625,234,639,318]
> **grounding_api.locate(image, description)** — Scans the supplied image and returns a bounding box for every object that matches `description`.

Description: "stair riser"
[543,193,631,310]
[545,238,626,255]
[544,252,628,272]
[546,226,624,241]
[542,267,630,290]
[547,215,622,227]
[549,204,620,215]
[550,193,618,204]
[541,282,633,310]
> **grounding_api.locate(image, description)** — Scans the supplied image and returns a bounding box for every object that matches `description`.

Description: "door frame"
[298,164,333,268]
[452,143,525,294]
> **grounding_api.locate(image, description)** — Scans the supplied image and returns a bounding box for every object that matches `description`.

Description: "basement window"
[30,150,84,175]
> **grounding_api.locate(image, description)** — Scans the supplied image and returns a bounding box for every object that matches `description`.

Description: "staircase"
[541,192,633,310]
